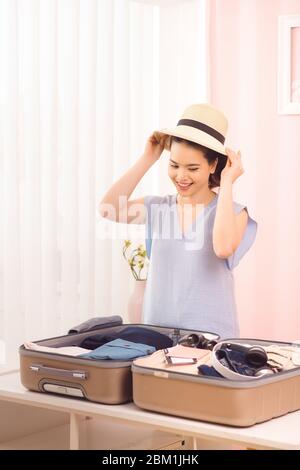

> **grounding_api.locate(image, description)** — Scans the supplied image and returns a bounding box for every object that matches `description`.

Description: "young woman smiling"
[99,104,257,338]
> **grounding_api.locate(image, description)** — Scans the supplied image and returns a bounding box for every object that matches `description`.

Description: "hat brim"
[156,126,227,157]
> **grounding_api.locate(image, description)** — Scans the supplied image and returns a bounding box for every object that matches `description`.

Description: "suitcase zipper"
[29,364,88,380]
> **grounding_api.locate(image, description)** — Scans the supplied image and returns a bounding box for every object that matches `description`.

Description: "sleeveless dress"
[142,193,257,338]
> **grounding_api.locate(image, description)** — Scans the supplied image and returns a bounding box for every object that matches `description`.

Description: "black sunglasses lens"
[178,334,202,347]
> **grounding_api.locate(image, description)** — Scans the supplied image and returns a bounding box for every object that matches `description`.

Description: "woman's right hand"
[143,131,170,162]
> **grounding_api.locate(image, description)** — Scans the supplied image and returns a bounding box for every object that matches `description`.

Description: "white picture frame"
[278,15,300,114]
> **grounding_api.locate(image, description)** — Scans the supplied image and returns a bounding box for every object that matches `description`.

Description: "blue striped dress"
[142,193,257,338]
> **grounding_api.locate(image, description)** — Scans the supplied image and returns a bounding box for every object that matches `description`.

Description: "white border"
[278,15,300,115]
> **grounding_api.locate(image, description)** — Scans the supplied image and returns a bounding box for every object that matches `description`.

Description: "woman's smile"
[176,182,194,191]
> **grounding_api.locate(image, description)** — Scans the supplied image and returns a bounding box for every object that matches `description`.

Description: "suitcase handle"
[29,364,88,380]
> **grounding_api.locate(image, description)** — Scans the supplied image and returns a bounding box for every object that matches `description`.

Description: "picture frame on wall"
[278,15,300,115]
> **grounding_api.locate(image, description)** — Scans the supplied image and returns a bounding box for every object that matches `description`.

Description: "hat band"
[177,119,225,145]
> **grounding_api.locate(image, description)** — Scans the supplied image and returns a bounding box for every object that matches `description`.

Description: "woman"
[99,103,257,338]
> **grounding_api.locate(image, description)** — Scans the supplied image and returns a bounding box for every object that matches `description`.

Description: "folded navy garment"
[80,326,173,351]
[198,364,223,378]
[216,348,257,376]
[79,339,155,361]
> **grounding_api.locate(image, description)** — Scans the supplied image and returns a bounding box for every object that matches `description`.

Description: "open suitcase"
[19,316,219,405]
[132,337,300,427]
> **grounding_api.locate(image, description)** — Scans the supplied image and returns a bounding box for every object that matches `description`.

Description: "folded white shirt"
[24,342,91,356]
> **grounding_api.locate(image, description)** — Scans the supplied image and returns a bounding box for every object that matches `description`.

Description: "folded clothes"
[198,364,223,377]
[134,349,211,375]
[80,326,173,351]
[198,344,300,380]
[23,342,91,356]
[216,348,257,376]
[165,345,210,360]
[264,345,300,370]
[68,315,122,334]
[79,338,156,361]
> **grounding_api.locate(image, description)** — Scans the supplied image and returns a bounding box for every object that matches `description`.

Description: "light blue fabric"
[142,193,258,339]
[79,339,155,360]
[225,204,257,270]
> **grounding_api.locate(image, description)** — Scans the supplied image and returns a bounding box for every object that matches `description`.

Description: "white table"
[0,370,299,450]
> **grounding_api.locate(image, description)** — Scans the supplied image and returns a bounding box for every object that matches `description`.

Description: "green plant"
[122,240,149,281]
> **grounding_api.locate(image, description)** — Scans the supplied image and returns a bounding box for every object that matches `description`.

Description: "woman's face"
[168,141,217,196]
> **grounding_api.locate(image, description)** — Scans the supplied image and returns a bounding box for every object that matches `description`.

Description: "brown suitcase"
[19,316,219,405]
[132,337,300,427]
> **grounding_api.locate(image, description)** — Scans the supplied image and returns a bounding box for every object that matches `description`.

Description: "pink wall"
[209,0,300,341]
[291,26,300,101]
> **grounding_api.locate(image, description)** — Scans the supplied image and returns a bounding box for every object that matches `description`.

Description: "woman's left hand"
[220,148,244,184]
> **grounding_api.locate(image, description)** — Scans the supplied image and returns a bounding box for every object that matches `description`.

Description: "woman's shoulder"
[232,200,248,213]
[210,196,248,213]
[208,198,251,225]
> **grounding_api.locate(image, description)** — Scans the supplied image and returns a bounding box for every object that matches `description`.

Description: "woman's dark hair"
[170,136,227,189]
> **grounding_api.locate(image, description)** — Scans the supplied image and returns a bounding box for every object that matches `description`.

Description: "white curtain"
[0,0,208,371]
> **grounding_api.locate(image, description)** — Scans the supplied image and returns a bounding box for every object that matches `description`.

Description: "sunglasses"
[178,333,217,350]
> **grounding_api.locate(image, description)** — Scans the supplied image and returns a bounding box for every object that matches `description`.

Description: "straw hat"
[155,103,228,156]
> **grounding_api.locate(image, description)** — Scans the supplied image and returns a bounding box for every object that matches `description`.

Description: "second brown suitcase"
[132,337,300,427]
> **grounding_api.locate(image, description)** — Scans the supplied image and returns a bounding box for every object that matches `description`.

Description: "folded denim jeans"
[79,338,156,361]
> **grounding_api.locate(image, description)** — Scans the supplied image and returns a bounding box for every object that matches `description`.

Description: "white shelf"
[0,418,186,450]
[1,371,300,449]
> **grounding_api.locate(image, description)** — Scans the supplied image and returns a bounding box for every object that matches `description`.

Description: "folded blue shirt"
[79,338,156,361]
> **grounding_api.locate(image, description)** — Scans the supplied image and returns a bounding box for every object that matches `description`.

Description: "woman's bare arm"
[99,132,168,224]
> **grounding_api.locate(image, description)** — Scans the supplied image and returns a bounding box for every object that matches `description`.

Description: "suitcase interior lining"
[27,325,220,349]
